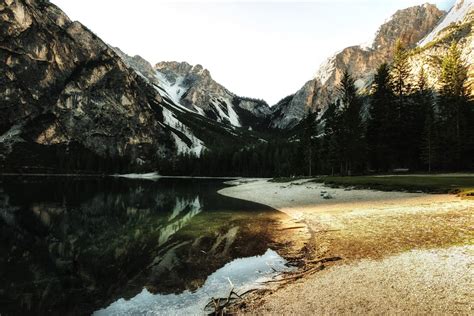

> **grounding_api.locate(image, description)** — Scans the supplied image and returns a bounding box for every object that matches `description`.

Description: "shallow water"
[95,249,288,316]
[0,176,288,315]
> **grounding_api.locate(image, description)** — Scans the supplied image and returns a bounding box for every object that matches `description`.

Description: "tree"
[437,42,470,169]
[391,39,412,108]
[367,63,395,171]
[417,68,437,172]
[390,39,413,167]
[322,101,342,175]
[302,110,317,176]
[337,69,365,175]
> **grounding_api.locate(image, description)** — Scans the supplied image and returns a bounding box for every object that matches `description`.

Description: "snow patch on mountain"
[155,71,187,106]
[419,0,473,46]
[315,55,337,85]
[209,96,241,127]
[162,107,205,157]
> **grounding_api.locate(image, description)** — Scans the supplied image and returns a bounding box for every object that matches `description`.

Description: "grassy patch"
[269,176,314,183]
[319,175,474,196]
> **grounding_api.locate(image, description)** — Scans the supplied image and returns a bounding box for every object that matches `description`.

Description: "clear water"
[95,249,288,316]
[0,176,288,315]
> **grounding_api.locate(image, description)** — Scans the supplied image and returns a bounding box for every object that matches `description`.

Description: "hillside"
[0,0,263,173]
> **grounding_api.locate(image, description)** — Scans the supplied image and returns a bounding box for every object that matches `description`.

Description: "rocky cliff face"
[113,50,272,130]
[0,0,175,171]
[409,0,473,94]
[0,0,261,173]
[155,61,271,130]
[271,3,446,128]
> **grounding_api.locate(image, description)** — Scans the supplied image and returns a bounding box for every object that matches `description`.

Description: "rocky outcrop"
[112,51,273,130]
[0,0,177,171]
[155,61,271,130]
[409,0,473,94]
[113,47,158,82]
[271,3,446,128]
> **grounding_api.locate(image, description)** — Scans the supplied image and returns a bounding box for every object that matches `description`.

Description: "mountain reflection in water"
[0,176,287,315]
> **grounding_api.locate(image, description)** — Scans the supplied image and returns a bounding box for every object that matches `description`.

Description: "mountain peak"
[271,2,446,129]
[369,3,445,51]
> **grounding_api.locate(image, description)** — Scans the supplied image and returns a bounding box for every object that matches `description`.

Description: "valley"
[1,0,473,315]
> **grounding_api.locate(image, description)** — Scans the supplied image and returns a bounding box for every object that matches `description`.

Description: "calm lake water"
[0,176,290,315]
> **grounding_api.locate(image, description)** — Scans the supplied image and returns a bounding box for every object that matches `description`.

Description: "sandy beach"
[219,179,474,314]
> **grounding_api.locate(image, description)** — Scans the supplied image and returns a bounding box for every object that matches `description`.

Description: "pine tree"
[302,110,317,176]
[417,68,437,172]
[391,39,412,106]
[322,101,342,175]
[438,42,470,169]
[367,63,395,171]
[390,39,412,167]
[337,69,365,175]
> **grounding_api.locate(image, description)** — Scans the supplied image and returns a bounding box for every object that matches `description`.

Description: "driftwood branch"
[306,256,342,265]
[205,287,242,316]
[264,256,343,284]
[204,257,342,314]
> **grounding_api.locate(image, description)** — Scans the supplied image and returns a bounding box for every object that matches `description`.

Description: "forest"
[173,41,473,177]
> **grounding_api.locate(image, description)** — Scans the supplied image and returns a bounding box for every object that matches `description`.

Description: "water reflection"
[0,177,286,316]
[95,249,288,316]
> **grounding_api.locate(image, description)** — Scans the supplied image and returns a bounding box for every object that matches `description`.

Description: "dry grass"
[308,207,474,261]
[220,179,474,315]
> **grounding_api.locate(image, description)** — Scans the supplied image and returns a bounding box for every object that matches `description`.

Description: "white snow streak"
[419,0,473,47]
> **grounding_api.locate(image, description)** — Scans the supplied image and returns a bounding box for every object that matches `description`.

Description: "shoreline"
[0,173,250,180]
[218,178,474,314]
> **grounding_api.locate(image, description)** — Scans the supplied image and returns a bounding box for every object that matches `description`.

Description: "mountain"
[271,3,446,128]
[154,61,271,130]
[1,0,472,174]
[0,0,263,173]
[409,0,473,93]
[113,50,272,131]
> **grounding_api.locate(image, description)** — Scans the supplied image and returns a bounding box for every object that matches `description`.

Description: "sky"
[51,0,455,105]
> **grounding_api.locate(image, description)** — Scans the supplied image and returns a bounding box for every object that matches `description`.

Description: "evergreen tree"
[302,110,317,176]
[391,39,412,107]
[390,39,413,167]
[417,68,437,172]
[337,70,365,175]
[367,63,395,171]
[437,42,471,169]
[322,101,343,175]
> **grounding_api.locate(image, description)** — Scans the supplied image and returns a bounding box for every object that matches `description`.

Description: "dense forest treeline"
[170,40,473,177]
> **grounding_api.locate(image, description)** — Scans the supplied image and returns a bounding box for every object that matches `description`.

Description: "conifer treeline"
[171,41,472,177]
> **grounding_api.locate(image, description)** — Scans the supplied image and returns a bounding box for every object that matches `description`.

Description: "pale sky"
[51,0,454,105]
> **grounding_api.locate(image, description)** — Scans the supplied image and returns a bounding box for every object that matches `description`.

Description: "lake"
[0,176,292,315]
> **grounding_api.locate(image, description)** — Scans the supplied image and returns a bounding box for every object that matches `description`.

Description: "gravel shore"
[219,179,474,314]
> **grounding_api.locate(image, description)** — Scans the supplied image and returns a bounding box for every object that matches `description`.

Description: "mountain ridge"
[0,0,265,173]
[270,2,449,128]
[1,0,472,174]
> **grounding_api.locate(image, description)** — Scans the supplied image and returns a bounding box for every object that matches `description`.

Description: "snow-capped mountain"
[154,61,271,130]
[112,50,272,131]
[270,3,446,129]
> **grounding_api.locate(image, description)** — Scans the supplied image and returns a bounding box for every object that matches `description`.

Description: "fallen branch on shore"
[264,256,343,284]
[306,256,343,265]
[205,257,343,314]
[279,226,306,231]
